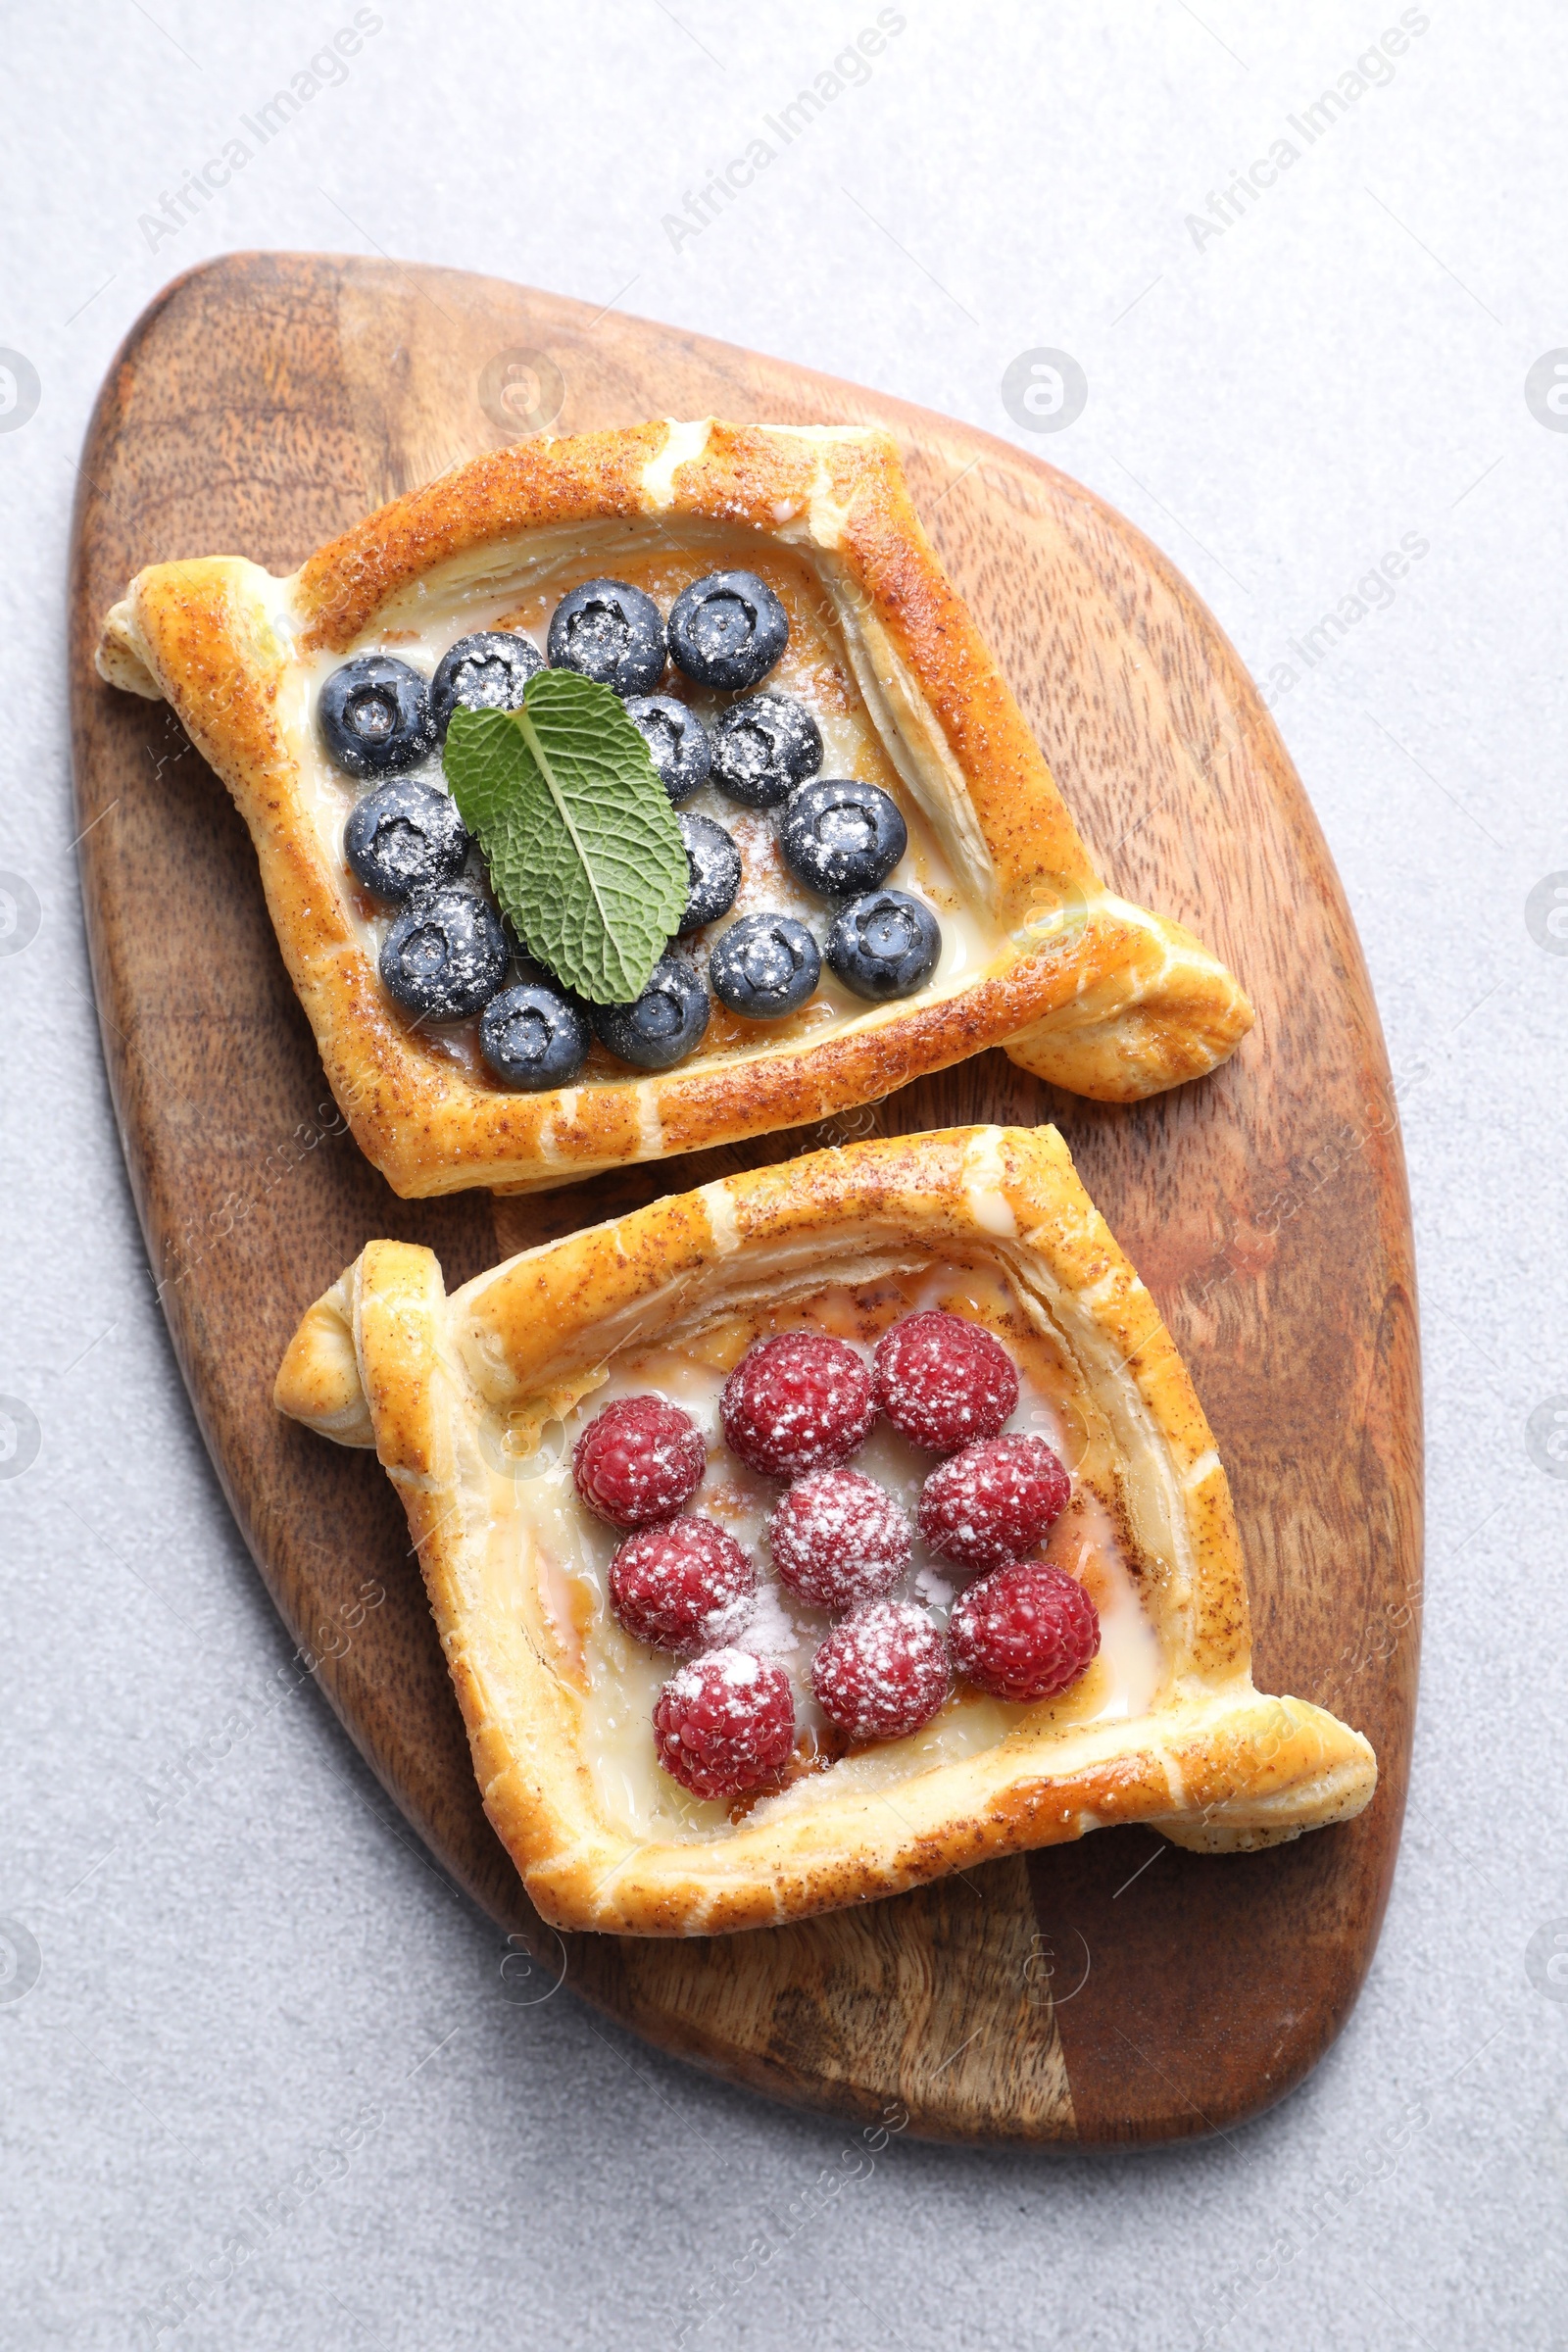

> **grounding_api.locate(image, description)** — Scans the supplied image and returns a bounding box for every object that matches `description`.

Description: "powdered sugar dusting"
[609,1513,754,1651]
[720,1330,875,1476]
[706,1646,760,1689]
[525,1261,1162,1840]
[950,1561,1101,1702]
[918,1434,1072,1569]
[768,1467,911,1611]
[653,1645,794,1799]
[573,1395,706,1528]
[730,1577,804,1665]
[812,1599,950,1741]
[872,1308,1018,1453]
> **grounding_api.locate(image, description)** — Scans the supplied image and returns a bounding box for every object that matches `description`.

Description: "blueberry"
[708,693,822,809]
[780,778,907,898]
[379,884,509,1022]
[344,778,470,903]
[666,569,788,692]
[708,912,821,1019]
[430,631,543,738]
[623,694,711,803]
[592,956,710,1070]
[547,578,665,695]
[676,812,742,935]
[480,980,591,1091]
[825,890,941,1002]
[318,655,434,778]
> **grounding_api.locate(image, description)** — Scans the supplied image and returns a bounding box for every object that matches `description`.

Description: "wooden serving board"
[69,254,1420,2144]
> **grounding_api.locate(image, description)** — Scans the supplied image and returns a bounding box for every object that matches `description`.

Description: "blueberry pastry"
[96,419,1251,1199]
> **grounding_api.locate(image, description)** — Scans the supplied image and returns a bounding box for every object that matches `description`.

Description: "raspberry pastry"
[96,420,1251,1200]
[275,1124,1375,1937]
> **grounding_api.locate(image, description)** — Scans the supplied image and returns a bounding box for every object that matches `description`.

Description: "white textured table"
[3,4,1563,2345]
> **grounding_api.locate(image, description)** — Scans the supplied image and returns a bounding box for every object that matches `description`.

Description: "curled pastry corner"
[96,596,163,699]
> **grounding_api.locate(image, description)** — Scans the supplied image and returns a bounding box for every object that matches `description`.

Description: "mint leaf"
[443,671,688,1004]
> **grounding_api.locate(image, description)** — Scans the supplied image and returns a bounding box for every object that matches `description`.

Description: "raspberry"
[949,1560,1100,1702]
[572,1395,706,1529]
[609,1515,755,1652]
[872,1309,1019,1453]
[917,1434,1071,1569]
[768,1468,911,1612]
[719,1331,875,1478]
[811,1601,950,1742]
[653,1648,796,1799]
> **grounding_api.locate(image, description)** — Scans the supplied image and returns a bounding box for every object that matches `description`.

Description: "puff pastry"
[275,1125,1375,1936]
[97,420,1252,1200]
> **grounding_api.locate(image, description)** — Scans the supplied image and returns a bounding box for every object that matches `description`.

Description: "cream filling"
[640,418,712,509]
[475,1267,1163,1845]
[271,522,1006,1088]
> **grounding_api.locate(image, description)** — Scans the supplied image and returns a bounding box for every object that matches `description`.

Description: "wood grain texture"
[68,252,1421,2145]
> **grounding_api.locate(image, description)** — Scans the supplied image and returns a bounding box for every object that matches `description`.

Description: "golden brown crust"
[294,423,671,650]
[98,421,1253,1198]
[275,1126,1375,1936]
